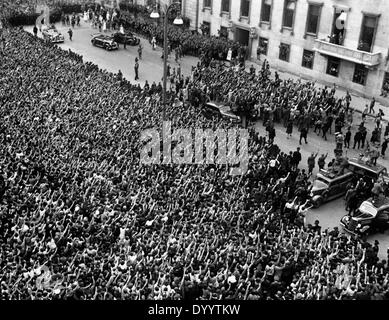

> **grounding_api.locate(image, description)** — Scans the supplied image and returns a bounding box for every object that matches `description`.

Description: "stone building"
[182,0,389,99]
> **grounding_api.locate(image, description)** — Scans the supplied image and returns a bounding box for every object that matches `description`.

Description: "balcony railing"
[314,39,382,67]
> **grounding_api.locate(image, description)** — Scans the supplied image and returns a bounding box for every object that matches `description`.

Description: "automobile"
[203,102,241,124]
[310,158,388,208]
[340,197,389,236]
[347,158,387,180]
[91,34,119,51]
[42,25,65,43]
[310,169,354,208]
[112,32,140,46]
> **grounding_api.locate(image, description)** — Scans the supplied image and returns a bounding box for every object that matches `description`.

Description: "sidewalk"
[246,60,389,123]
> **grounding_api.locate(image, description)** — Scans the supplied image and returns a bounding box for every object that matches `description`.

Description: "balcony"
[314,39,382,67]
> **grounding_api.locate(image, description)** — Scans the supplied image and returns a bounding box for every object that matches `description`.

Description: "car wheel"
[314,197,323,208]
[92,40,96,46]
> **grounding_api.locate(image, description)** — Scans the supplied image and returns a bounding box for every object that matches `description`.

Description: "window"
[204,0,212,9]
[219,26,228,39]
[261,0,272,23]
[257,37,269,56]
[279,43,290,62]
[221,0,230,12]
[353,64,368,85]
[201,21,211,36]
[282,0,296,29]
[306,3,322,35]
[326,57,340,77]
[330,9,347,45]
[358,14,379,52]
[241,0,250,17]
[302,49,314,69]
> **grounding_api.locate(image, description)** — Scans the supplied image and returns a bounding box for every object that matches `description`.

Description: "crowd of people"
[188,57,389,163]
[1,22,389,300]
[117,10,244,61]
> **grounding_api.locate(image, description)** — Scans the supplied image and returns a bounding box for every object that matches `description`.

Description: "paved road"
[307,198,389,260]
[25,22,198,86]
[25,22,389,260]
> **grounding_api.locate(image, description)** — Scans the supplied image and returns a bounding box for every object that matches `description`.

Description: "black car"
[91,34,119,50]
[112,32,140,46]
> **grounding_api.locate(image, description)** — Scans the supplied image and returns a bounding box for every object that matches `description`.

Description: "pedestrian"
[361,129,367,149]
[286,118,293,139]
[318,153,328,170]
[177,64,181,79]
[371,143,380,165]
[344,127,351,148]
[151,36,156,50]
[299,127,308,145]
[353,131,361,149]
[322,122,329,141]
[68,28,73,41]
[307,152,318,175]
[292,147,302,169]
[362,104,368,121]
[370,97,376,114]
[335,132,344,151]
[314,118,322,135]
[134,57,139,81]
[138,43,143,60]
[345,91,352,109]
[382,139,388,158]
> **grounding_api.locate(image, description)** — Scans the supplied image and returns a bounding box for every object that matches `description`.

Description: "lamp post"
[150,1,183,119]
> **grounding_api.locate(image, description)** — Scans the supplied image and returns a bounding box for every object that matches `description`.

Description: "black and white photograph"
[1,0,389,316]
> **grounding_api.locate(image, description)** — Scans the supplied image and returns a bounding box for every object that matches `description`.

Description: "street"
[25,22,198,86]
[26,22,389,259]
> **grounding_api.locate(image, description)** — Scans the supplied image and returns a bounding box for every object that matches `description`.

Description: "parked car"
[112,32,140,46]
[310,169,354,208]
[42,25,65,43]
[203,102,241,124]
[91,34,118,51]
[340,197,389,236]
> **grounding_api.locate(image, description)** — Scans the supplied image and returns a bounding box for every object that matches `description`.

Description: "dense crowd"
[1,22,389,300]
[118,11,244,61]
[190,57,388,162]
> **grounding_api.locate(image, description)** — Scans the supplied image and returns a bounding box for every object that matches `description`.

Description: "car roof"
[93,34,113,40]
[317,170,353,182]
[348,158,387,174]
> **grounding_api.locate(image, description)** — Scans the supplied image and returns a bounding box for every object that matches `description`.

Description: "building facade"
[183,0,389,99]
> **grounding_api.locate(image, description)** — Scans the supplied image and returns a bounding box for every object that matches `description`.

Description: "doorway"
[235,27,250,46]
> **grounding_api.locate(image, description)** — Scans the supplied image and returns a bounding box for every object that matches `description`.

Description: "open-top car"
[112,31,140,46]
[310,169,354,208]
[203,102,241,124]
[91,34,118,51]
[310,158,388,208]
[340,197,389,237]
[42,25,65,43]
